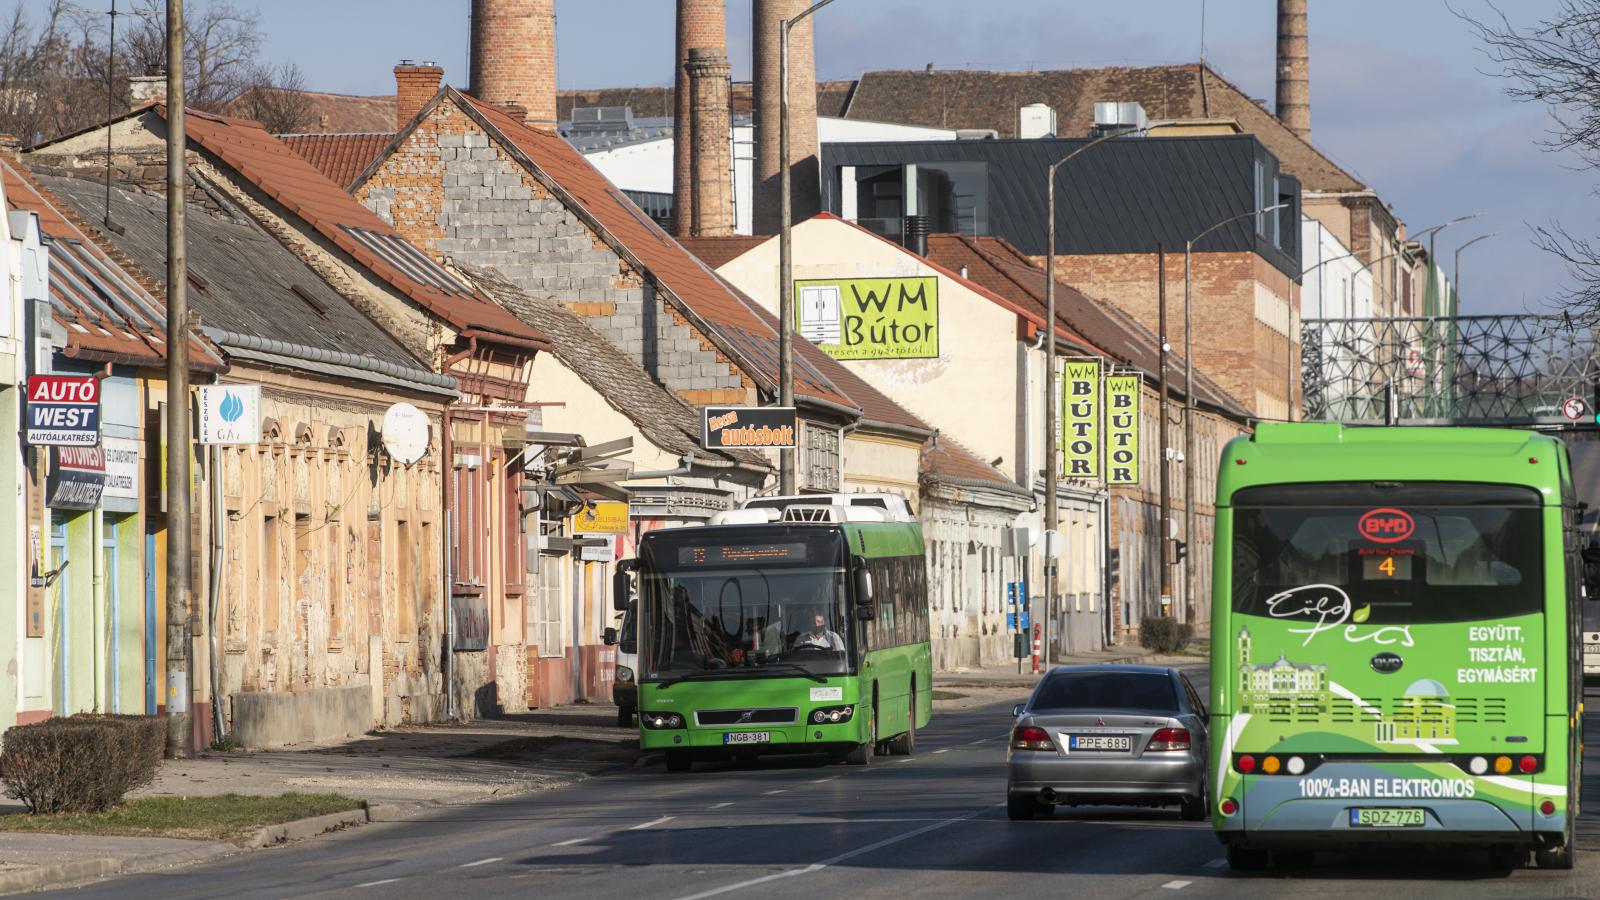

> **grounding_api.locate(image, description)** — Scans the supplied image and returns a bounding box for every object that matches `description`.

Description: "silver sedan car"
[1006,664,1208,821]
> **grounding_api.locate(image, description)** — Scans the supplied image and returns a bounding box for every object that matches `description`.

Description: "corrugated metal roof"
[821,135,1301,279]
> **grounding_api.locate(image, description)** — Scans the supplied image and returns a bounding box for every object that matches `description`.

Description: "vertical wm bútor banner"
[1106,373,1141,485]
[1060,359,1101,479]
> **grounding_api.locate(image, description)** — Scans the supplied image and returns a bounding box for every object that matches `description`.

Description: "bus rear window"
[1231,484,1544,624]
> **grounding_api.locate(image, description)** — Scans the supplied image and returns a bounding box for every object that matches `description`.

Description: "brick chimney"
[470,0,557,130]
[394,61,444,131]
[128,72,166,109]
[686,49,734,237]
[752,0,820,235]
[1275,0,1310,141]
[674,0,726,237]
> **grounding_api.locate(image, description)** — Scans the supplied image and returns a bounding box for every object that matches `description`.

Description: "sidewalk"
[936,643,1208,690]
[0,703,639,894]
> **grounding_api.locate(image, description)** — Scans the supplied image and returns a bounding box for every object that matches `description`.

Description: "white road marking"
[1203,858,1227,869]
[630,815,676,830]
[671,805,996,900]
[897,758,915,764]
[967,739,986,746]
[764,789,788,795]
[552,837,588,846]
[459,857,502,868]
[1162,880,1192,890]
[709,802,734,809]
[358,879,404,888]
[933,748,950,754]
[810,776,837,784]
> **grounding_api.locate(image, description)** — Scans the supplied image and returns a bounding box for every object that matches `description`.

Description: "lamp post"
[1182,203,1285,621]
[1040,120,1173,663]
[777,0,841,494]
[1453,232,1501,313]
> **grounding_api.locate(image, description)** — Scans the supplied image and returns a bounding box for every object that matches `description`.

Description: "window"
[537,555,563,658]
[397,519,416,638]
[914,161,989,236]
[262,514,280,634]
[504,456,525,594]
[452,457,485,586]
[1270,176,1281,247]
[1032,671,1179,712]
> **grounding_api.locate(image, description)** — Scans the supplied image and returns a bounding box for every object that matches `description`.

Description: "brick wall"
[1048,250,1296,420]
[469,0,557,130]
[394,64,444,131]
[358,97,750,403]
[686,49,734,237]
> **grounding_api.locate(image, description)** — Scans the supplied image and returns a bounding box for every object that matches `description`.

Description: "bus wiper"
[752,663,828,683]
[656,663,827,689]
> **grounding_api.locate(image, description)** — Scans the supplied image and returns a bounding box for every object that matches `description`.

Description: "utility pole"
[1157,245,1171,619]
[164,0,193,759]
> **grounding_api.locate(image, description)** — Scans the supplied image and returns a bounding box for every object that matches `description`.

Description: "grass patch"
[930,690,967,701]
[0,793,360,843]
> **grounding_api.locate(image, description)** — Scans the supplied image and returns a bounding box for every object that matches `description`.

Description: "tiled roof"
[38,172,428,375]
[156,105,550,352]
[927,233,1250,418]
[1,158,223,371]
[452,91,857,409]
[921,435,1032,499]
[833,65,1364,194]
[279,132,394,189]
[465,265,769,471]
[224,88,397,134]
[676,235,769,270]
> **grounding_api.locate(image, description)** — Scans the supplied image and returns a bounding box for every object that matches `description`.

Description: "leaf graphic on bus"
[1352,605,1371,624]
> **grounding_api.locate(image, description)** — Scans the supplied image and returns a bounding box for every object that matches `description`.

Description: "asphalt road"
[46,669,1600,899]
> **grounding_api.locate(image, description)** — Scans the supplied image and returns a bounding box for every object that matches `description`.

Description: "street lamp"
[1453,232,1502,313]
[1411,213,1486,309]
[777,0,843,494]
[1040,120,1173,664]
[1182,203,1286,621]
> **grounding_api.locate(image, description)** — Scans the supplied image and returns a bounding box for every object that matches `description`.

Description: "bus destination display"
[678,543,810,566]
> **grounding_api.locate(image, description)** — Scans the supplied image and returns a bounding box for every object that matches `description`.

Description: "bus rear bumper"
[1219,798,1533,845]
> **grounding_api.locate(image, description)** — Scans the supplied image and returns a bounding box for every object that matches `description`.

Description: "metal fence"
[1301,314,1600,425]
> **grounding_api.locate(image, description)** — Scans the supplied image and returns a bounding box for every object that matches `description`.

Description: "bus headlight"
[810,705,854,724]
[616,666,634,684]
[641,712,685,729]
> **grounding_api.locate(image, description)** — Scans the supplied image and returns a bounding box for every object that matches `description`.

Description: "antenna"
[1199,0,1208,64]
[104,0,117,231]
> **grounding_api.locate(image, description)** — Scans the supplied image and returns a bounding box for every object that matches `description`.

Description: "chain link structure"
[1302,315,1600,425]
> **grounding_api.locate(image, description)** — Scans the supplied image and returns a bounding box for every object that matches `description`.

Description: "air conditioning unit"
[1019,103,1057,140]
[1092,101,1149,135]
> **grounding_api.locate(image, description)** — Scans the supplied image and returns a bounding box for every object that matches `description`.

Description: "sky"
[24,0,1593,315]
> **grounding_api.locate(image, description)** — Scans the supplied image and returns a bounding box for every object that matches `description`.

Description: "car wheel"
[844,702,877,766]
[616,706,634,728]
[1179,791,1206,821]
[1226,845,1269,871]
[664,750,692,773]
[1006,793,1036,821]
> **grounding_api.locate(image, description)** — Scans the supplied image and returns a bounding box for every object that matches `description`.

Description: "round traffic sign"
[1562,396,1588,421]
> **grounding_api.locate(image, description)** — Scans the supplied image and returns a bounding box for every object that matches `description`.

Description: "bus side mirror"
[602,627,618,646]
[854,557,873,602]
[856,603,876,622]
[613,559,635,612]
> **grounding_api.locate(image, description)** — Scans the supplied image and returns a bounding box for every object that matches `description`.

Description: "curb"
[0,843,236,896]
[241,806,371,849]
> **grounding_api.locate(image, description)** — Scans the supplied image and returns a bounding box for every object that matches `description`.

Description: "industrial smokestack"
[674,0,726,237]
[752,0,820,235]
[1275,0,1310,141]
[470,0,557,130]
[686,49,734,237]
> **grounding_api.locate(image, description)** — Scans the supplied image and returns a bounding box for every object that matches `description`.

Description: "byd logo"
[1358,508,1415,544]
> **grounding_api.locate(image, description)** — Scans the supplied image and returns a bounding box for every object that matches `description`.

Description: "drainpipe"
[442,401,455,721]
[629,451,697,480]
[207,439,225,743]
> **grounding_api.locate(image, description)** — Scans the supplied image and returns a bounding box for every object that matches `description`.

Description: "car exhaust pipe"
[1039,788,1057,805]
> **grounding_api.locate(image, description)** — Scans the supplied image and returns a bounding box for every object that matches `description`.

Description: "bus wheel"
[665,750,692,773]
[1535,839,1574,870]
[901,688,917,756]
[1226,845,1269,871]
[845,703,877,765]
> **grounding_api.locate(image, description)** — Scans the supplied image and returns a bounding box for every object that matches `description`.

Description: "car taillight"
[1011,725,1053,751]
[1146,727,1191,752]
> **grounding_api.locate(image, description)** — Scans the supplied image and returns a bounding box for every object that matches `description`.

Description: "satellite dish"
[381,403,431,465]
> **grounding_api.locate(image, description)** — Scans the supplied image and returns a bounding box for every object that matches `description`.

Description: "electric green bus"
[617,504,931,771]
[1210,423,1583,870]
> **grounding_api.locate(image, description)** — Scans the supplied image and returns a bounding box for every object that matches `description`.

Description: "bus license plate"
[723,732,770,745]
[1350,808,1425,827]
[1067,735,1130,751]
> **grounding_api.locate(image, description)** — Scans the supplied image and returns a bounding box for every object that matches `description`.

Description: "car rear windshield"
[1230,482,1544,625]
[1032,672,1179,713]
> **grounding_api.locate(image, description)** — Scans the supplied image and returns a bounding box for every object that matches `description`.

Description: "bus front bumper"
[639,720,864,753]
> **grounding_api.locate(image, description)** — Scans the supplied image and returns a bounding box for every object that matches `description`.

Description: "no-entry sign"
[25,375,100,446]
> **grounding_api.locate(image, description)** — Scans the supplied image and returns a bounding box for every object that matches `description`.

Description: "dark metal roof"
[821,135,1301,279]
[39,172,426,371]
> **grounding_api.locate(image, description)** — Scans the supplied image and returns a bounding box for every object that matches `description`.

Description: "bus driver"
[794,613,845,652]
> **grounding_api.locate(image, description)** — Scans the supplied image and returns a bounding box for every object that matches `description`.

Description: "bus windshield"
[639,528,853,680]
[1231,483,1544,624]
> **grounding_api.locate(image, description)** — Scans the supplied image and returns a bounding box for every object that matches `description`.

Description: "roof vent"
[570,106,635,134]
[1091,101,1149,136]
[1019,103,1057,139]
[954,128,998,141]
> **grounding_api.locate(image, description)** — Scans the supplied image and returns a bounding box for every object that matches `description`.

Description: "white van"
[603,601,637,726]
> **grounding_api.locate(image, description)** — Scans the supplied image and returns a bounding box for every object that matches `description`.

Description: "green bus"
[1210,423,1583,870]
[618,505,932,771]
